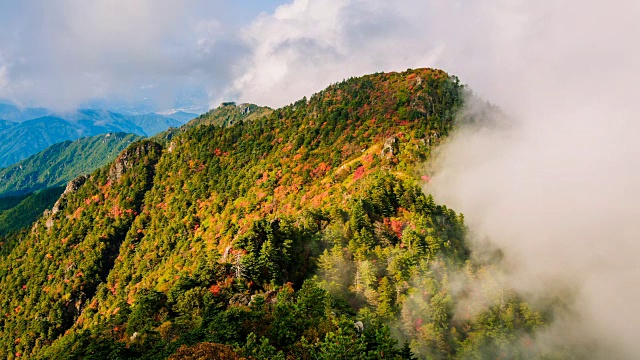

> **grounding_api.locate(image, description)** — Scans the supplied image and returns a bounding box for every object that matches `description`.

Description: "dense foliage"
[190,103,273,128]
[0,187,64,236]
[0,69,550,359]
[0,194,31,211]
[0,133,142,198]
[155,103,273,145]
[0,140,163,358]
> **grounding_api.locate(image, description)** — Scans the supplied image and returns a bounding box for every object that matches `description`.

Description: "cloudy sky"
[0,0,283,112]
[0,0,559,113]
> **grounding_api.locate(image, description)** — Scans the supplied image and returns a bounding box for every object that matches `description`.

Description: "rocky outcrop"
[381,136,398,158]
[42,175,88,230]
[108,141,162,182]
[42,141,163,230]
[167,141,176,153]
[229,293,250,307]
[241,104,253,115]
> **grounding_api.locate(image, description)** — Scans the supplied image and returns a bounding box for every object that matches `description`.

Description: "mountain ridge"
[0,132,142,198]
[0,68,551,359]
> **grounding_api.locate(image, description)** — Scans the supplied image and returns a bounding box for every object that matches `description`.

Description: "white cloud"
[228,0,640,356]
[0,64,7,90]
[225,0,445,107]
[425,0,640,357]
[225,0,548,109]
[0,0,241,111]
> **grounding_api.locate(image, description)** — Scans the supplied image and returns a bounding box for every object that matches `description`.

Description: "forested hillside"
[155,103,273,143]
[0,133,142,197]
[0,69,550,359]
[189,103,273,128]
[0,117,90,168]
[0,187,65,236]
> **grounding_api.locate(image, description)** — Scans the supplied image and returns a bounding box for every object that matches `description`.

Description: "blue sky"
[228,1,286,22]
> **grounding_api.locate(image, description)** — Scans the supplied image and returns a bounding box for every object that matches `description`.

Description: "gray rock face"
[229,293,250,307]
[52,175,87,216]
[108,141,159,182]
[62,175,88,197]
[44,215,54,231]
[381,136,398,158]
[43,175,88,230]
[108,154,129,182]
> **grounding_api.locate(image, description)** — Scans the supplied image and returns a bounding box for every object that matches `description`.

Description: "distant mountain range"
[0,132,142,235]
[0,132,142,197]
[0,103,270,234]
[0,186,64,236]
[0,102,50,122]
[0,103,198,167]
[0,103,260,231]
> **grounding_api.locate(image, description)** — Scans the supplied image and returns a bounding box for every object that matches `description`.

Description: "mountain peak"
[0,69,538,360]
[187,102,273,128]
